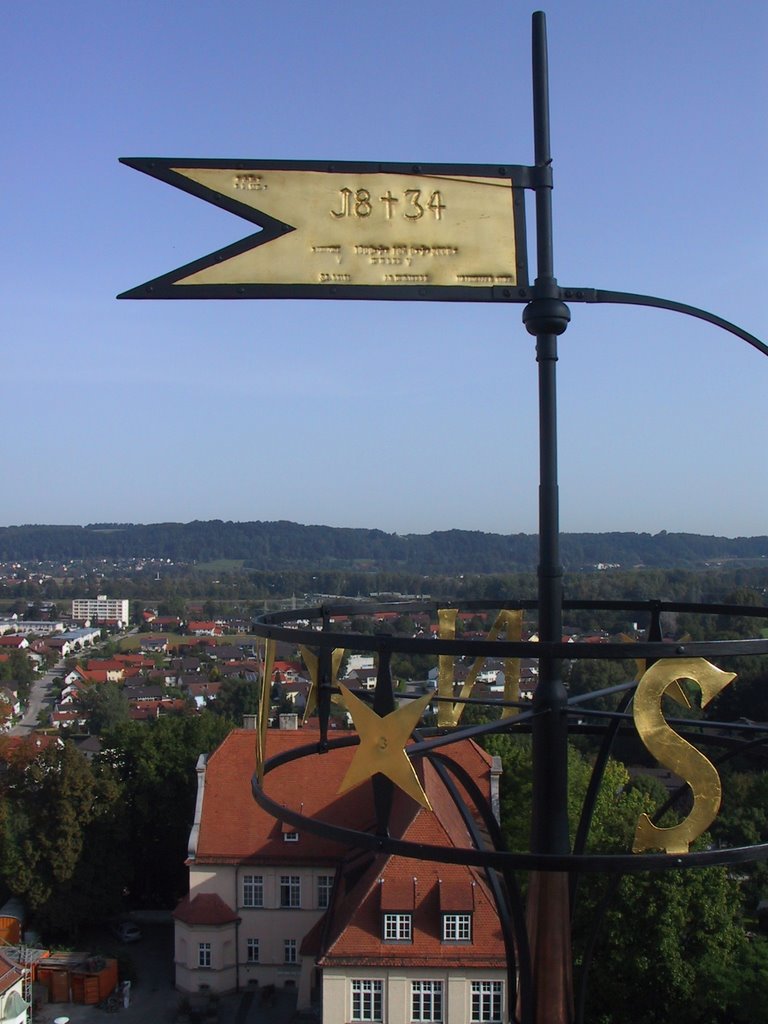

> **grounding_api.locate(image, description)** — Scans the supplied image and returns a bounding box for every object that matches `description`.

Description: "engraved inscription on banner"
[168,168,518,288]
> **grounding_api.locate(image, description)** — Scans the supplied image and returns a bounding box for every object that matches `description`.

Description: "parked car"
[110,920,142,942]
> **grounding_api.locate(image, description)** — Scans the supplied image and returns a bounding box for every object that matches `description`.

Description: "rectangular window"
[383,912,412,941]
[242,874,264,908]
[198,942,211,968]
[317,874,334,909]
[471,981,502,1023]
[280,874,301,908]
[284,939,297,964]
[352,980,383,1022]
[412,980,443,1022]
[283,830,299,842]
[246,938,259,963]
[442,912,472,942]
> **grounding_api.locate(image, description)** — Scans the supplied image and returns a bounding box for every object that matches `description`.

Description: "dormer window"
[383,911,412,942]
[379,875,416,943]
[281,821,299,842]
[438,877,474,942]
[442,912,472,942]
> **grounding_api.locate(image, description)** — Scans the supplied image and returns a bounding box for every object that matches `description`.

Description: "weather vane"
[121,11,768,1023]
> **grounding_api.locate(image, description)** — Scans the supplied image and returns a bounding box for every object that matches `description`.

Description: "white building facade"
[174,726,509,1020]
[71,596,130,625]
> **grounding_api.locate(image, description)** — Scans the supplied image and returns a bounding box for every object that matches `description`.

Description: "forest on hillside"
[2,520,767,572]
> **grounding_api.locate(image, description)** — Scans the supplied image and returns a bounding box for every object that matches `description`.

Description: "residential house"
[115,653,158,670]
[123,684,165,703]
[59,680,89,706]
[271,661,302,683]
[86,659,126,682]
[128,698,187,720]
[0,637,29,651]
[184,680,222,708]
[217,663,249,681]
[0,949,27,1024]
[140,637,169,655]
[276,678,310,714]
[0,687,21,718]
[73,667,115,686]
[206,645,245,662]
[173,725,508,1022]
[76,735,102,760]
[152,616,183,632]
[170,657,203,675]
[40,636,73,658]
[0,616,19,637]
[343,668,378,692]
[188,621,222,637]
[51,708,88,730]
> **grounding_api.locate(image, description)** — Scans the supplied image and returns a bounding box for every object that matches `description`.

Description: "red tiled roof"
[78,670,111,684]
[115,654,155,667]
[195,728,373,866]
[439,876,475,912]
[316,761,505,969]
[195,726,503,969]
[0,949,22,995]
[52,710,84,722]
[196,727,494,869]
[127,698,187,717]
[173,893,239,927]
[380,875,416,910]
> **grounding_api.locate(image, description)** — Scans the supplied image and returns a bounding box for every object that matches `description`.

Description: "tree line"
[2,520,768,571]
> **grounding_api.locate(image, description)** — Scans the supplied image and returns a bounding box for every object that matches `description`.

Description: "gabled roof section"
[380,874,416,911]
[195,726,495,878]
[0,949,22,995]
[316,758,504,969]
[439,876,475,912]
[195,727,374,865]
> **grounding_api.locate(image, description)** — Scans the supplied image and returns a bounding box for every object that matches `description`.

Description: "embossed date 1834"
[331,187,446,221]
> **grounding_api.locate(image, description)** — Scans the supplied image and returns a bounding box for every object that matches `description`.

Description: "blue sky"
[3,1,766,537]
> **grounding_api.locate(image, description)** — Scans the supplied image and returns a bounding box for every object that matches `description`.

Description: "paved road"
[10,660,63,735]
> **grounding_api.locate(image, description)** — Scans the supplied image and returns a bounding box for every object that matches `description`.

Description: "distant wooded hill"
[1,521,767,572]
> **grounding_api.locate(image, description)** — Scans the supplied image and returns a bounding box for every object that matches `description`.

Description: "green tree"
[709,768,768,912]
[0,741,122,939]
[0,650,36,705]
[483,734,752,1023]
[566,657,636,713]
[79,681,130,733]
[101,713,231,907]
[576,859,750,1024]
[211,677,261,722]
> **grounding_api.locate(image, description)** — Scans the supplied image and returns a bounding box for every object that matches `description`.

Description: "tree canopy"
[482,733,767,1023]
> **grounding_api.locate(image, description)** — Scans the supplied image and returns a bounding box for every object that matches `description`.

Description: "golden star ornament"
[336,684,434,809]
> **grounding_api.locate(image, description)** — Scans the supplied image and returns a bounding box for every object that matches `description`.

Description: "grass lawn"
[117,632,264,651]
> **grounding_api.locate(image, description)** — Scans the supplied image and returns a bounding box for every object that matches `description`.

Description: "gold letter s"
[632,657,736,854]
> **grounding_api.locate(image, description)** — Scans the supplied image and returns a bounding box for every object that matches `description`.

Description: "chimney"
[243,714,258,730]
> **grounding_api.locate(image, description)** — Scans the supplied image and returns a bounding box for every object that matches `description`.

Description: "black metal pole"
[521,12,573,1023]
